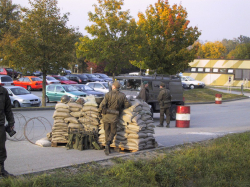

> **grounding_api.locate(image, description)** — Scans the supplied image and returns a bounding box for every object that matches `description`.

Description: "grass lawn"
[183,87,248,103]
[1,132,250,186]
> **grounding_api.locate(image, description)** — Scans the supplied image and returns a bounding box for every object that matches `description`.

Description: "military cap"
[143,81,148,85]
[113,81,121,89]
[160,82,165,87]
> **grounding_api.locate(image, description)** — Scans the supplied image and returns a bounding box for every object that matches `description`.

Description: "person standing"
[137,81,149,103]
[157,82,171,128]
[0,85,15,177]
[99,81,131,155]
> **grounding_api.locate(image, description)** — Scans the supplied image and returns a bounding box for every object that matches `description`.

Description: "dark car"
[51,75,77,84]
[72,84,105,97]
[65,74,88,84]
[82,73,104,82]
[0,68,19,78]
[93,73,112,82]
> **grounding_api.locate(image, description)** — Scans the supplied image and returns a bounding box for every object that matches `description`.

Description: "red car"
[0,67,18,78]
[13,76,43,91]
[51,75,77,84]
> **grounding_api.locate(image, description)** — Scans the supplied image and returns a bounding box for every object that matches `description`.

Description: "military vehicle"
[114,74,184,120]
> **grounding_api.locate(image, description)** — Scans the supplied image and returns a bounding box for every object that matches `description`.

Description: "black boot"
[156,124,163,127]
[166,123,170,128]
[0,164,14,178]
[104,142,110,156]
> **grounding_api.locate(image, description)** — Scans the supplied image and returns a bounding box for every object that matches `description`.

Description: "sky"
[12,0,250,42]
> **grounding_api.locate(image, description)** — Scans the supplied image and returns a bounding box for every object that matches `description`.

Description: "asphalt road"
[5,95,250,176]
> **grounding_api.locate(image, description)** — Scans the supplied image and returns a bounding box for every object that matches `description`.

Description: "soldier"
[99,81,131,155]
[0,85,15,177]
[137,81,149,103]
[157,82,171,128]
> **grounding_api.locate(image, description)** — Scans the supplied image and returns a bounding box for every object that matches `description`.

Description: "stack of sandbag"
[110,99,157,150]
[52,103,71,142]
[67,102,84,133]
[79,95,99,132]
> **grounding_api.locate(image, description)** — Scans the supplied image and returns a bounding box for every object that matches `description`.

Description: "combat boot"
[0,164,14,178]
[104,142,110,156]
[166,123,170,128]
[156,124,163,127]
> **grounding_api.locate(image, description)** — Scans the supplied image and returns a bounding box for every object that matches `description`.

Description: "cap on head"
[113,81,120,89]
[61,95,70,103]
[143,81,148,85]
[160,82,165,87]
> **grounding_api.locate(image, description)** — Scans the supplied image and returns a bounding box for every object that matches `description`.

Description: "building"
[183,59,250,87]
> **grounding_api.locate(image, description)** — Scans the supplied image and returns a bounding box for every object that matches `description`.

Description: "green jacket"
[99,89,131,123]
[157,88,171,108]
[0,86,15,126]
[137,87,149,102]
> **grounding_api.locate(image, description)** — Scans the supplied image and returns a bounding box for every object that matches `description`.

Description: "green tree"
[76,0,136,76]
[13,0,78,106]
[221,38,239,56]
[135,0,201,74]
[227,43,250,59]
[238,35,250,44]
[0,0,20,67]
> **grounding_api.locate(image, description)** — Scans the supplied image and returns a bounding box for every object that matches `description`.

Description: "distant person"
[157,82,171,128]
[0,85,15,177]
[137,81,149,103]
[99,81,131,155]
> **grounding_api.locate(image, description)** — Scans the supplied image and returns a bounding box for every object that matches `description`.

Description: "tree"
[76,0,137,76]
[13,0,78,106]
[197,41,226,59]
[227,43,250,59]
[221,38,239,56]
[0,0,20,67]
[135,0,201,74]
[238,35,250,44]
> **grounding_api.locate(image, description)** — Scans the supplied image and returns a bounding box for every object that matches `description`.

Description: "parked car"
[46,84,86,103]
[0,68,19,78]
[50,75,77,84]
[181,76,205,89]
[0,75,14,86]
[13,76,43,91]
[72,84,105,97]
[86,82,110,93]
[65,74,88,84]
[61,68,71,75]
[83,73,104,82]
[4,86,41,108]
[39,76,61,84]
[182,82,189,89]
[93,73,112,82]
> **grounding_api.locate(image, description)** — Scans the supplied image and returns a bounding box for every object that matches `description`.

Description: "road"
[5,95,250,176]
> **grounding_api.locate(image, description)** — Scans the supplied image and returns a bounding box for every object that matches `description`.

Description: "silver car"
[86,82,110,93]
[0,75,14,86]
[4,86,41,108]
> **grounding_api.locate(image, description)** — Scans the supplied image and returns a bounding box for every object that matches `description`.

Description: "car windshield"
[186,77,195,81]
[47,77,57,80]
[31,77,42,81]
[103,83,109,88]
[11,87,30,95]
[99,74,109,78]
[62,85,78,92]
[58,76,69,80]
[79,75,88,78]
[1,76,13,82]
[5,68,13,72]
[86,74,97,78]
[78,85,94,91]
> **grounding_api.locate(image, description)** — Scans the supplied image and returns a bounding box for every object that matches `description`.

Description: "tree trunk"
[42,70,47,107]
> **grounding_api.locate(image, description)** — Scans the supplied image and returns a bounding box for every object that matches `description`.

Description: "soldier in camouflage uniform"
[99,81,131,155]
[0,85,15,177]
[157,82,171,128]
[137,81,149,103]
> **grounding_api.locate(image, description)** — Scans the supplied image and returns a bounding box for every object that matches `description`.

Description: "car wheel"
[14,101,20,108]
[27,86,32,91]
[170,104,177,121]
[46,96,50,103]
[189,84,195,89]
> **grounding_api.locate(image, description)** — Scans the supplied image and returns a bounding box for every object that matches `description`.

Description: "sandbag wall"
[51,96,99,143]
[98,99,157,151]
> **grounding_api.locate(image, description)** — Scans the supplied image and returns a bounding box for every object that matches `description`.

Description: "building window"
[190,68,196,72]
[213,68,218,73]
[228,69,234,73]
[235,69,242,80]
[219,69,227,73]
[205,68,211,72]
[243,69,250,80]
[197,68,203,72]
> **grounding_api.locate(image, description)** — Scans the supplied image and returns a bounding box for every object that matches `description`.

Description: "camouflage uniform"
[157,83,171,127]
[0,86,15,177]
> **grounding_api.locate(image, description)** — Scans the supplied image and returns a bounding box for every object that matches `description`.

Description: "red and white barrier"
[176,106,190,128]
[215,94,222,104]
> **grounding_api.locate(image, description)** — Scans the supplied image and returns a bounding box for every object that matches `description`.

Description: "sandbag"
[54,119,65,123]
[84,95,98,106]
[127,132,147,139]
[69,107,81,112]
[53,111,71,118]
[78,116,99,126]
[64,117,79,124]
[83,111,99,118]
[68,123,83,129]
[70,111,83,118]
[35,137,51,147]
[53,122,68,128]
[82,106,99,112]
[56,108,71,113]
[55,103,69,109]
[68,102,83,109]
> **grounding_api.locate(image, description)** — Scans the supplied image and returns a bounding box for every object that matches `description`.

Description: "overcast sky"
[12,0,250,42]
